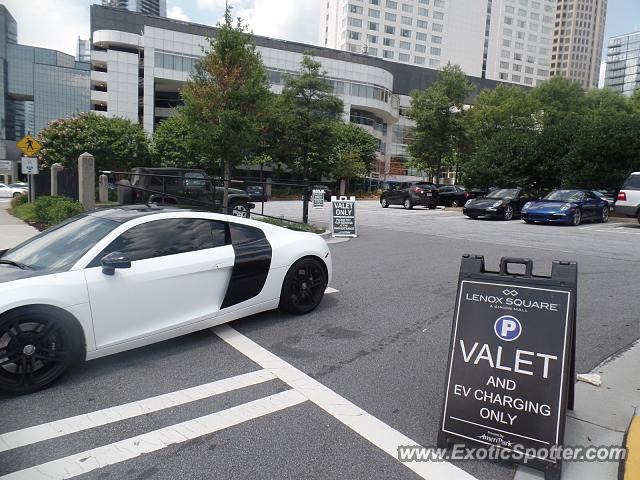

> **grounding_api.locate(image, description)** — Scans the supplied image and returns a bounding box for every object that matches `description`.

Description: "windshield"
[544,190,583,202]
[1,215,119,271]
[486,189,519,199]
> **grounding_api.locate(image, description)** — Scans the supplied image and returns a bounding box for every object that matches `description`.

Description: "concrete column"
[98,174,109,203]
[51,163,63,196]
[266,178,272,198]
[78,152,95,210]
[117,180,132,205]
[340,179,346,196]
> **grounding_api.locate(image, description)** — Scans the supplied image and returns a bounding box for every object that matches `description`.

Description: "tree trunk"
[222,159,230,214]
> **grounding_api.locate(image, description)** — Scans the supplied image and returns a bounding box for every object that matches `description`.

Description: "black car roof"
[87,205,191,223]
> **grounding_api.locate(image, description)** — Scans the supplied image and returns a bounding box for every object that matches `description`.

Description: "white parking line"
[212,325,477,480]
[0,369,275,453]
[0,389,306,480]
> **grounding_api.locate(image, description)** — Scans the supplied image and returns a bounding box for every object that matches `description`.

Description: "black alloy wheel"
[229,201,250,218]
[451,200,460,208]
[279,258,327,314]
[381,197,389,208]
[0,308,82,394]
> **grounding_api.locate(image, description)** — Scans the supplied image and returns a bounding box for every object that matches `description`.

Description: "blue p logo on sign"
[494,315,522,341]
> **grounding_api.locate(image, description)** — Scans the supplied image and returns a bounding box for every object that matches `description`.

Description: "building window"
[384,25,396,34]
[369,21,379,30]
[399,53,410,62]
[402,3,414,13]
[430,47,441,56]
[369,9,381,18]
[417,20,428,29]
[401,28,412,37]
[349,4,363,14]
[386,0,397,8]
[416,32,427,41]
[383,37,395,47]
[385,12,396,21]
[431,35,442,44]
[429,58,440,68]
[415,43,427,52]
[383,50,394,59]
[401,16,413,25]
[432,23,443,32]
[415,56,425,64]
[400,41,411,49]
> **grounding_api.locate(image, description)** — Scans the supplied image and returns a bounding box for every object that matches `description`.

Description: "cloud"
[167,2,191,22]
[3,0,88,56]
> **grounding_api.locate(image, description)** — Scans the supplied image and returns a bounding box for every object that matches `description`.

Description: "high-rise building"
[604,31,640,96]
[0,5,90,183]
[320,0,557,87]
[90,5,505,183]
[550,0,607,89]
[101,0,167,17]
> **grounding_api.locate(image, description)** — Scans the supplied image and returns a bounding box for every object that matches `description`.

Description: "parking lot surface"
[1,200,638,480]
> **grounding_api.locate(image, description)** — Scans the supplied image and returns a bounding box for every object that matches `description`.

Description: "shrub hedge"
[12,196,85,229]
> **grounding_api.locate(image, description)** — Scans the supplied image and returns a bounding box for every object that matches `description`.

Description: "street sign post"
[312,189,324,209]
[331,196,357,238]
[16,135,42,157]
[438,255,577,480]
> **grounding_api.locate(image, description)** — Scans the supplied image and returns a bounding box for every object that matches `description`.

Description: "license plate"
[425,192,432,197]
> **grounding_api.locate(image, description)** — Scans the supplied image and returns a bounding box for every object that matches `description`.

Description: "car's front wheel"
[572,209,582,226]
[279,258,327,314]
[503,205,514,221]
[229,201,250,218]
[0,307,83,394]
[451,200,460,208]
[381,197,389,208]
[599,206,609,223]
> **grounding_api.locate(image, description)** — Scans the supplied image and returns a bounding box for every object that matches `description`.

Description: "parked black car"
[463,188,533,220]
[437,185,473,207]
[127,167,254,217]
[246,185,267,202]
[380,182,439,209]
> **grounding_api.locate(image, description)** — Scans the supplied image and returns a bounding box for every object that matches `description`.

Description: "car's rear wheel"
[229,201,250,218]
[279,258,327,315]
[0,307,83,394]
[381,197,389,208]
[403,198,413,210]
[572,209,582,226]
[451,200,460,208]
[599,206,609,223]
[12,192,21,198]
[503,205,514,221]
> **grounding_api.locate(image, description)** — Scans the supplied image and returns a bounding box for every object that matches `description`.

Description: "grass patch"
[11,202,38,223]
[11,196,85,230]
[256,216,326,234]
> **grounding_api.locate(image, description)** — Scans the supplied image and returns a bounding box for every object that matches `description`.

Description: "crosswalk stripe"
[0,369,275,453]
[213,325,478,480]
[0,389,306,480]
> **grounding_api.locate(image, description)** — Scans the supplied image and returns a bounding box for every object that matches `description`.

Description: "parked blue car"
[521,189,610,226]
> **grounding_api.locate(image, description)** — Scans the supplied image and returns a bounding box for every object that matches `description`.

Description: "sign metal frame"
[437,255,577,480]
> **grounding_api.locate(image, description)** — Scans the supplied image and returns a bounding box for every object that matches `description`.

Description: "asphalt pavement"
[1,200,638,480]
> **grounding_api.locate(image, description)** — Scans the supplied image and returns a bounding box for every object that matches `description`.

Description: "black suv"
[380,182,439,209]
[126,168,254,217]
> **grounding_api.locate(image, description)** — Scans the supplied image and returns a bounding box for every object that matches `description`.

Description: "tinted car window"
[544,190,584,202]
[622,174,640,190]
[94,219,227,264]
[486,189,520,199]
[3,215,119,271]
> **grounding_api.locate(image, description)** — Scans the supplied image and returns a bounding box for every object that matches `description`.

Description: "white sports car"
[0,206,332,394]
[0,183,27,198]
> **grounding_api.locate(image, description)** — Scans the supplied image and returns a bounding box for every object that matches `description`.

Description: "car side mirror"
[101,252,132,276]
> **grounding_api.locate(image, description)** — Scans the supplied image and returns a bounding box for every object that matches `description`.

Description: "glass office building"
[0,5,90,182]
[605,31,640,97]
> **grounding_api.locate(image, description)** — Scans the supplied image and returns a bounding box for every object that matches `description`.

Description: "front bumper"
[521,211,573,223]
[463,206,504,218]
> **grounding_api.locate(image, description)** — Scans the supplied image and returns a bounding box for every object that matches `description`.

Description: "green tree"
[152,113,207,169]
[38,112,149,172]
[277,52,344,181]
[462,85,544,190]
[407,64,474,182]
[332,122,378,194]
[181,6,271,211]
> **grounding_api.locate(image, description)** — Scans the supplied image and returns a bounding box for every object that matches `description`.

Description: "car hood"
[0,266,51,284]
[526,201,575,210]
[468,198,505,207]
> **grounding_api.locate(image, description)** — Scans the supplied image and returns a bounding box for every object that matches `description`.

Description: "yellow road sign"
[16,135,42,157]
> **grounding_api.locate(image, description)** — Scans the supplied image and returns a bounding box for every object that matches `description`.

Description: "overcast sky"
[3,0,639,58]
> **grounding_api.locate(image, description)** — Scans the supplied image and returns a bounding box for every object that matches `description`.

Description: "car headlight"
[465,199,472,206]
[492,201,503,208]
[523,202,532,210]
[560,203,572,211]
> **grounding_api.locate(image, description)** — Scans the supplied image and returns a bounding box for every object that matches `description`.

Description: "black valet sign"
[331,196,357,237]
[438,256,577,480]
